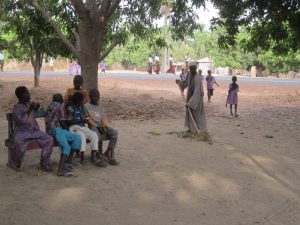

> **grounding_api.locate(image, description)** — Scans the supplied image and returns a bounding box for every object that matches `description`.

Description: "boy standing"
[8,86,53,171]
[101,61,107,74]
[45,93,81,176]
[64,75,89,104]
[205,70,219,102]
[85,89,119,166]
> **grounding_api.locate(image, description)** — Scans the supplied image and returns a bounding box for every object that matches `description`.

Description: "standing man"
[49,57,54,71]
[167,54,175,74]
[154,53,160,74]
[205,70,219,102]
[0,51,4,72]
[148,55,153,74]
[176,62,207,134]
[184,53,190,72]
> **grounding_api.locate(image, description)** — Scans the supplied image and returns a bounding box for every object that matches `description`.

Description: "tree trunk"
[78,19,103,90]
[256,66,263,77]
[31,50,43,88]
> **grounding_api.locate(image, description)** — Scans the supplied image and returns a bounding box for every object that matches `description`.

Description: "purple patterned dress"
[10,103,53,168]
[227,83,239,105]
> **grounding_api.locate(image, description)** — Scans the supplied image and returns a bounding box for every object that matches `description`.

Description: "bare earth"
[0,76,300,225]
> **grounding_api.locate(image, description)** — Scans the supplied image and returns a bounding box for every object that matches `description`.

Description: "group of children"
[69,61,81,76]
[180,68,239,117]
[8,75,119,177]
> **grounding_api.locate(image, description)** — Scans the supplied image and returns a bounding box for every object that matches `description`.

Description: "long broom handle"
[177,83,200,134]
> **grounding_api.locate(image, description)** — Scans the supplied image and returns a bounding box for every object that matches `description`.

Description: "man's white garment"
[148,57,153,64]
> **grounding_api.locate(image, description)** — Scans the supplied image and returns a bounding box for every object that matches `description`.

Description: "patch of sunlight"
[137,191,159,203]
[176,190,194,205]
[152,171,175,190]
[47,187,86,209]
[184,171,240,197]
[224,144,235,151]
[185,172,211,191]
[251,154,276,165]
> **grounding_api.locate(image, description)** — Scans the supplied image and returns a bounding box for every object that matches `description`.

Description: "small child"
[45,93,81,176]
[67,92,99,164]
[85,89,119,166]
[75,62,81,74]
[226,76,239,117]
[69,60,74,76]
[8,86,53,171]
[205,70,219,102]
[180,68,187,81]
[101,62,106,74]
[64,75,88,104]
[198,69,204,81]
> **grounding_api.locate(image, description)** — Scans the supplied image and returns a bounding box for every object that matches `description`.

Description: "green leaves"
[211,0,300,54]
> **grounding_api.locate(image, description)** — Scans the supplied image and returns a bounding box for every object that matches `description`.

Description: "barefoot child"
[205,70,219,102]
[226,76,239,117]
[85,89,119,166]
[67,92,99,164]
[8,86,53,171]
[45,93,81,176]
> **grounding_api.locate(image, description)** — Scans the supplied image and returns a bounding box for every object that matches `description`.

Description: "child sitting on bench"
[45,93,81,176]
[8,86,53,171]
[85,89,119,166]
[66,92,99,164]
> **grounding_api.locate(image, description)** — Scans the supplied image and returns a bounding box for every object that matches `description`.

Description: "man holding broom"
[176,62,208,138]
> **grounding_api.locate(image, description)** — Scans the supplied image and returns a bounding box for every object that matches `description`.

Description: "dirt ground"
[0,76,300,225]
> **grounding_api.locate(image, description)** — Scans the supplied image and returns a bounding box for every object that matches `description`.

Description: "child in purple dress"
[101,62,106,73]
[75,62,80,74]
[69,60,74,76]
[8,86,53,171]
[226,76,239,117]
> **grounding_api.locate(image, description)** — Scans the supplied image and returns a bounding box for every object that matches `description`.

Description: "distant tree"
[1,1,71,87]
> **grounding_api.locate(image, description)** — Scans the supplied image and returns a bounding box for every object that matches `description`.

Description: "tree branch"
[98,0,111,23]
[107,0,121,19]
[72,29,80,50]
[32,0,79,58]
[99,39,121,62]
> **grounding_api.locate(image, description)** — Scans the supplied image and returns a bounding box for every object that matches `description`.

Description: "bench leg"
[98,141,103,155]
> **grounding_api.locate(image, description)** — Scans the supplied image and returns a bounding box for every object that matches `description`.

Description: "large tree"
[27,0,203,90]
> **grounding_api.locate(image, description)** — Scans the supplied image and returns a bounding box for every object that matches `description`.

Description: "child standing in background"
[75,62,80,74]
[226,76,239,117]
[205,70,219,102]
[69,60,74,76]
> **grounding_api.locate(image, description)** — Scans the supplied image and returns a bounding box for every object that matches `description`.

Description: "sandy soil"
[0,76,300,225]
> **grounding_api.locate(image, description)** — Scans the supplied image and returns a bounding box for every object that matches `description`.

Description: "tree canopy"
[210,0,300,54]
